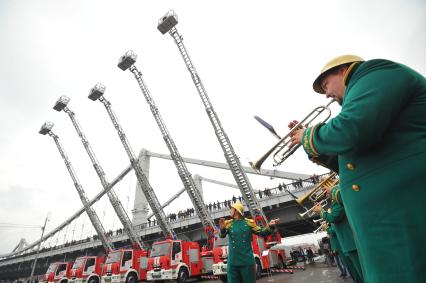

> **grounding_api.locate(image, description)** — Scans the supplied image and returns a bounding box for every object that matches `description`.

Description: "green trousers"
[343,251,364,283]
[227,265,256,283]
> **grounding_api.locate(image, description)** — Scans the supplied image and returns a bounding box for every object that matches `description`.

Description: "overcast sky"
[0,0,424,254]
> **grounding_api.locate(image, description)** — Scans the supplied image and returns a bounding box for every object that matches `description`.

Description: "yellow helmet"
[313,55,364,94]
[231,202,244,215]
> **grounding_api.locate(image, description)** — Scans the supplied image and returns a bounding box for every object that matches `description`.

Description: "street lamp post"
[29,212,50,282]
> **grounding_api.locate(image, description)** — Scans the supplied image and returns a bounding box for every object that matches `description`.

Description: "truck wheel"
[177,267,188,283]
[255,259,262,280]
[219,275,227,283]
[125,273,137,283]
[88,277,99,283]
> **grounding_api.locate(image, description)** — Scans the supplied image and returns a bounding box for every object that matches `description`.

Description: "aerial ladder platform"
[87,84,175,240]
[53,96,145,250]
[117,51,216,249]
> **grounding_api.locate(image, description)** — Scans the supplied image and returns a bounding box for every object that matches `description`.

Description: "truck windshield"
[150,243,171,257]
[72,258,85,269]
[106,252,122,264]
[46,263,57,274]
[214,235,228,247]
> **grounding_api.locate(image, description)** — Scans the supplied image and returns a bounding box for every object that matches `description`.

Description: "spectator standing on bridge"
[290,55,426,282]
[219,202,279,283]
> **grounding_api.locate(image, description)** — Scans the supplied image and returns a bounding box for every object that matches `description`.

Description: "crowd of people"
[8,171,325,268]
[289,246,316,264]
[139,173,325,228]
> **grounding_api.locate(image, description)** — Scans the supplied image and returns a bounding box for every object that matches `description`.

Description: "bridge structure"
[0,149,325,280]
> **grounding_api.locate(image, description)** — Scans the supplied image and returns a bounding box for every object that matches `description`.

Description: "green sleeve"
[246,219,274,237]
[253,226,273,237]
[332,188,342,204]
[326,225,335,235]
[308,154,339,173]
[321,201,345,224]
[304,61,413,156]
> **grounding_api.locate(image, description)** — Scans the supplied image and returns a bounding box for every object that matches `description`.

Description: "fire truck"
[43,262,72,283]
[46,98,152,283]
[101,248,149,283]
[69,256,104,283]
[117,45,229,280]
[157,10,287,280]
[40,121,113,283]
[146,240,202,282]
[87,84,205,283]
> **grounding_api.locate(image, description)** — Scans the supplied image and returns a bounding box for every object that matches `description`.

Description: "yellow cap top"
[313,55,364,94]
[231,202,244,215]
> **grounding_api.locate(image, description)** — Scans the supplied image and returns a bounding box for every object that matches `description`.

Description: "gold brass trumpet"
[250,99,335,172]
[296,172,339,218]
[296,172,339,207]
[313,218,323,224]
[314,222,328,234]
[298,198,328,218]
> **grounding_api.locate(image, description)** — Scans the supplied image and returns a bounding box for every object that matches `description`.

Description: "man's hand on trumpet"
[312,203,323,214]
[288,120,305,149]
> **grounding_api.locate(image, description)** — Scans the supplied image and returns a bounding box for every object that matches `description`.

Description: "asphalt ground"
[198,263,350,283]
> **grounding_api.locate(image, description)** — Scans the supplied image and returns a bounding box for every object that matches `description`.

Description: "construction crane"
[117,51,217,249]
[53,97,145,249]
[158,10,268,227]
[87,84,175,239]
[39,121,112,253]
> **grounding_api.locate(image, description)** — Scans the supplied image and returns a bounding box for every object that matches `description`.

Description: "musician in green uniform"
[219,202,279,283]
[314,186,363,283]
[325,223,348,278]
[290,55,426,282]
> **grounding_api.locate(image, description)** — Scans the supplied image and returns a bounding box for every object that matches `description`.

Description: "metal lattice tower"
[117,51,217,247]
[39,122,113,252]
[53,97,145,249]
[88,84,175,239]
[158,10,267,225]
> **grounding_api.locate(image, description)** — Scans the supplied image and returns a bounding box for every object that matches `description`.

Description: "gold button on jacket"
[346,163,355,170]
[352,184,360,192]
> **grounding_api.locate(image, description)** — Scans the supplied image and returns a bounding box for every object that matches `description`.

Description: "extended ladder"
[39,122,113,252]
[53,97,145,249]
[118,50,216,248]
[88,84,176,239]
[158,11,267,226]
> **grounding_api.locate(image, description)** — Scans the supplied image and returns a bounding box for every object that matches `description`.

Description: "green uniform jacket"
[219,218,273,266]
[321,200,356,254]
[326,225,341,253]
[303,59,426,282]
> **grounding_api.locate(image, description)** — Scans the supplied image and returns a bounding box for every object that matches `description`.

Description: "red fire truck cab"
[100,249,149,283]
[69,256,104,283]
[43,262,73,283]
[146,239,202,282]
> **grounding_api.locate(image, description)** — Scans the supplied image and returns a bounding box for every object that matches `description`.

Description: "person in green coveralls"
[290,55,426,282]
[313,186,363,283]
[219,202,279,283]
[325,223,348,278]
